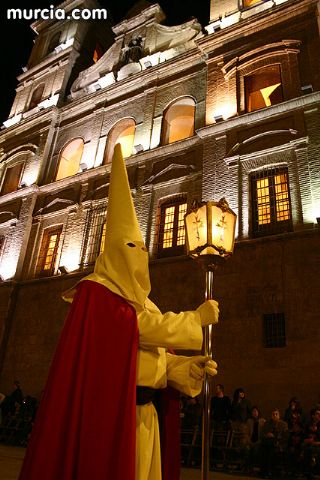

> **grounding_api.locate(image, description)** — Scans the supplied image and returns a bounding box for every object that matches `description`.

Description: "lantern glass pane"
[209,205,236,254]
[185,205,208,252]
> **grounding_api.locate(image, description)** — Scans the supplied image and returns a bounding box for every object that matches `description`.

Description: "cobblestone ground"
[4,444,320,480]
[181,468,259,479]
[0,445,25,480]
[0,444,261,480]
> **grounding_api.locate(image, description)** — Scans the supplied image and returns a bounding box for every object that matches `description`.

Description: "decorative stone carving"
[70,5,202,96]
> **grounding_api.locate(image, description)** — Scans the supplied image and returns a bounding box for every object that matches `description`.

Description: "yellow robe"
[136,299,203,480]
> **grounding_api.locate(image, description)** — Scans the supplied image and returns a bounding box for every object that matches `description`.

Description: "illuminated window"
[157,198,187,257]
[93,42,104,63]
[263,313,286,348]
[56,138,84,180]
[243,0,262,7]
[29,83,45,110]
[1,163,23,195]
[245,65,283,113]
[161,98,195,145]
[36,226,62,277]
[81,205,106,266]
[103,119,136,164]
[251,167,292,237]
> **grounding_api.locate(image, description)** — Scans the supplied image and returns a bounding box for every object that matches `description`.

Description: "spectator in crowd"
[246,405,266,470]
[302,407,320,480]
[0,392,5,423]
[259,408,289,478]
[287,414,304,475]
[231,387,252,433]
[0,381,24,420]
[284,396,306,430]
[211,384,231,431]
[181,395,202,430]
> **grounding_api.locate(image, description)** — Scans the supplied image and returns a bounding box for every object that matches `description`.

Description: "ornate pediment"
[0,211,18,224]
[227,129,298,157]
[70,4,202,97]
[35,198,75,215]
[34,187,79,216]
[143,163,196,185]
[0,200,21,224]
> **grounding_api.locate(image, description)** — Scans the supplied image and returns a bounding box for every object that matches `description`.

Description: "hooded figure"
[19,144,219,480]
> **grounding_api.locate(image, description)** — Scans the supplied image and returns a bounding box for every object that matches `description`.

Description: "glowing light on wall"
[312,202,320,224]
[0,258,17,280]
[59,248,81,272]
[207,102,237,124]
[21,162,38,187]
[38,94,59,110]
[3,114,22,128]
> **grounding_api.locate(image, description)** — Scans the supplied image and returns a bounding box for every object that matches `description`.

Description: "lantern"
[184,197,236,480]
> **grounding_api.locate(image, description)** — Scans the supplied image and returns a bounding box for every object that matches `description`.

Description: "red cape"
[160,386,181,480]
[19,280,138,480]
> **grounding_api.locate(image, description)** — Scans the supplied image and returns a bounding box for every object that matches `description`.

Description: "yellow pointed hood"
[81,143,151,311]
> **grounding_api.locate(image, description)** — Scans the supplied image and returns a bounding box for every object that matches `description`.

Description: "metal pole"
[201,267,214,480]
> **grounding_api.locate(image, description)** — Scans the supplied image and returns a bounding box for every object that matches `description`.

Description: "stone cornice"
[0,185,38,207]
[112,4,165,36]
[0,108,58,141]
[37,164,110,196]
[197,0,317,56]
[197,92,320,139]
[17,48,73,83]
[61,49,205,120]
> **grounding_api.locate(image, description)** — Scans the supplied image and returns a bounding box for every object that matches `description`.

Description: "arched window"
[56,138,84,181]
[92,42,104,63]
[48,31,61,53]
[1,162,23,195]
[29,83,45,110]
[103,119,136,164]
[245,65,283,113]
[161,97,195,145]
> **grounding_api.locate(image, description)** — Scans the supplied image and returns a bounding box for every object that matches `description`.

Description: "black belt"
[136,386,157,405]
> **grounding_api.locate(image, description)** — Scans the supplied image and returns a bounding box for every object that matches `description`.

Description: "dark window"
[48,31,61,53]
[245,65,283,113]
[81,205,106,267]
[157,198,187,257]
[1,163,23,195]
[0,235,4,258]
[29,83,45,110]
[36,226,62,277]
[251,167,292,237]
[263,313,286,348]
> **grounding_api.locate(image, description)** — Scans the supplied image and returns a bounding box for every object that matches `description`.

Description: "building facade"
[0,0,319,415]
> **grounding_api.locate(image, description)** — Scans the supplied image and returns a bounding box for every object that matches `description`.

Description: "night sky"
[0,0,211,124]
